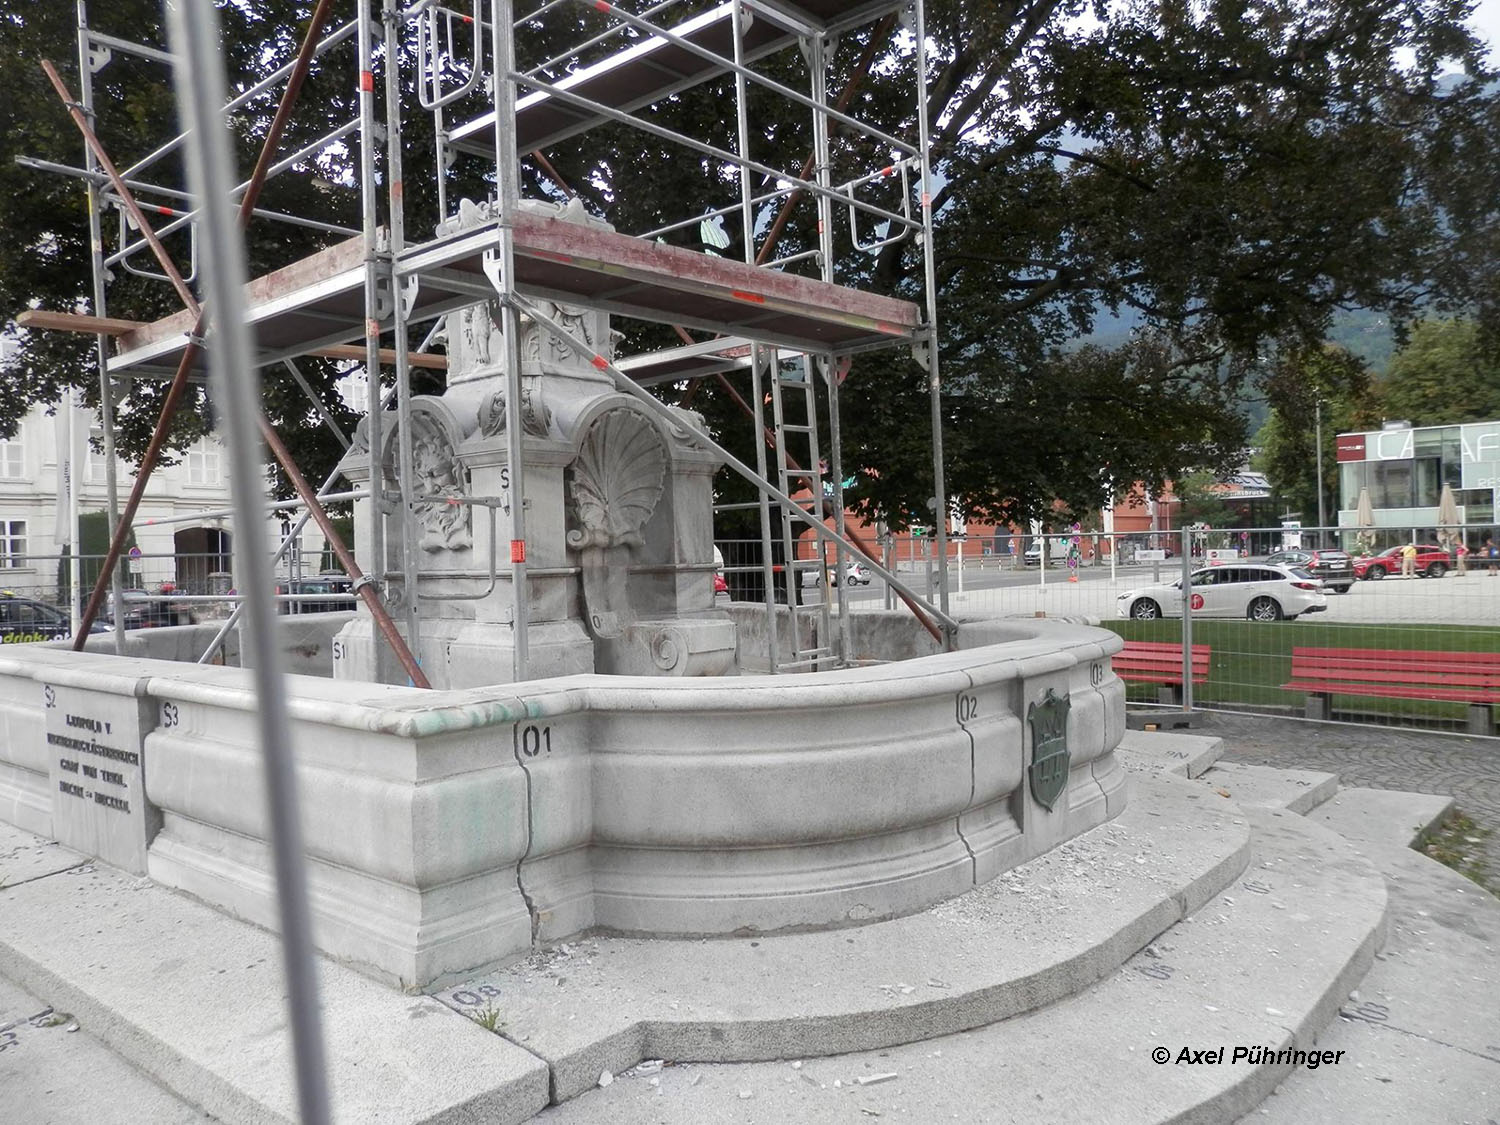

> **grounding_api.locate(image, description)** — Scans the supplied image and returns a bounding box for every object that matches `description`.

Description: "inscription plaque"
[43,682,159,874]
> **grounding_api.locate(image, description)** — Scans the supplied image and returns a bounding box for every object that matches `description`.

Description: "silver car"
[1117,563,1328,622]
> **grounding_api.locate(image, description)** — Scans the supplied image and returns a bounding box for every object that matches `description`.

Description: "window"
[85,428,111,484]
[0,520,26,568]
[186,439,220,486]
[0,440,22,480]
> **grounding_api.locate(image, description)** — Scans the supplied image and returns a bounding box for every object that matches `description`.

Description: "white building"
[0,394,242,602]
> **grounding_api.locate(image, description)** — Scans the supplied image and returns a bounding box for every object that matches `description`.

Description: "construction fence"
[717,524,1500,737]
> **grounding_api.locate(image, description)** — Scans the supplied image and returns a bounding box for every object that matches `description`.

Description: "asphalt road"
[791,562,1500,627]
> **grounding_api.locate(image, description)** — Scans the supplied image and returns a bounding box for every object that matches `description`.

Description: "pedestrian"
[1400,542,1418,578]
[1456,541,1469,575]
[1487,537,1500,576]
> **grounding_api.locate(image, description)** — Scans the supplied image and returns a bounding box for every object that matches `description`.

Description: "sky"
[1476,0,1500,62]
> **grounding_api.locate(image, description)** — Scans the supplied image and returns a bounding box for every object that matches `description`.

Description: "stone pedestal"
[333,197,736,689]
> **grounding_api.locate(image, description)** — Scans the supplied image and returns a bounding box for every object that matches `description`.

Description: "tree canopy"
[0,0,1496,524]
[1377,316,1500,425]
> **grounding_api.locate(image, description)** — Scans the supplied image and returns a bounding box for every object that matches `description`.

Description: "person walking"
[1400,542,1418,578]
[1487,537,1500,576]
[1457,541,1469,575]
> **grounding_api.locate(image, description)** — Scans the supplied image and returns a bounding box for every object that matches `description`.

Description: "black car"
[1263,548,1354,593]
[112,590,192,629]
[276,574,357,614]
[0,591,109,643]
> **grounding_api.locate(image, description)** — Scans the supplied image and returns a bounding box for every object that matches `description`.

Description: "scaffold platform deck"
[109,210,921,377]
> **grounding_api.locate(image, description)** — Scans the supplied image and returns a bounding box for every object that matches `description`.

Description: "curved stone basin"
[0,615,1125,990]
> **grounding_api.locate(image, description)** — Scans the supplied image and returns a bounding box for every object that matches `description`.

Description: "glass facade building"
[1336,421,1500,540]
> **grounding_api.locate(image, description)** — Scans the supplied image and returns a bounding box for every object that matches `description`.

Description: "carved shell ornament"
[567,410,667,551]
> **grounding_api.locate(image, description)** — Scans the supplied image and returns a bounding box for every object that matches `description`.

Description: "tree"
[1253,344,1378,526]
[1377,317,1500,425]
[1,0,1497,529]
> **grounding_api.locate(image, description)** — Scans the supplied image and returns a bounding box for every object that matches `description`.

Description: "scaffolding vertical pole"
[164,3,329,1121]
[384,1,423,673]
[76,2,127,654]
[731,0,754,258]
[913,0,952,639]
[810,31,852,666]
[358,0,390,667]
[749,344,780,671]
[492,0,529,680]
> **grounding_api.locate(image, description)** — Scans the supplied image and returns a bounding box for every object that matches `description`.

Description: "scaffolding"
[25,0,957,680]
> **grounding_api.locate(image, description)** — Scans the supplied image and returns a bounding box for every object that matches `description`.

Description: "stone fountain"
[332,198,737,688]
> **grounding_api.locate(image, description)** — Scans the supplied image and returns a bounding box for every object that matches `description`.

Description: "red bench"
[1283,647,1500,735]
[1113,641,1211,705]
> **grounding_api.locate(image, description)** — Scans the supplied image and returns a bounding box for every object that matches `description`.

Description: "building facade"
[1336,420,1499,541]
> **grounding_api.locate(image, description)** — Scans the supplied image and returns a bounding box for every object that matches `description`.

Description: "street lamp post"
[1314,400,1326,545]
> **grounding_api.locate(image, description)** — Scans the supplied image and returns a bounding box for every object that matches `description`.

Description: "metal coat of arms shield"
[1027,689,1071,812]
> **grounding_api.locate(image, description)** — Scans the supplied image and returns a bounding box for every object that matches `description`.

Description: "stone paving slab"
[437,772,1250,1104]
[1198,760,1340,815]
[0,974,208,1125]
[1205,710,1500,888]
[1307,787,1456,851]
[1117,729,1225,778]
[0,822,90,888]
[531,807,1389,1124]
[1251,837,1500,1123]
[0,841,550,1125]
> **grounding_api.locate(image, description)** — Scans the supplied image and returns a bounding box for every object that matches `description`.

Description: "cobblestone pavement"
[1199,709,1500,888]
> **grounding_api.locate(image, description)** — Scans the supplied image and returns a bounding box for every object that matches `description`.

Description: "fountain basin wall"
[0,617,1125,990]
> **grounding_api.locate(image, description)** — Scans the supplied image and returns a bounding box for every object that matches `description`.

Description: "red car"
[1351,544,1453,580]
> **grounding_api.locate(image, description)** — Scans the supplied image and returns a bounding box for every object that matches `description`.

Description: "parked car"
[1351,544,1452,580]
[276,574,357,614]
[109,589,191,630]
[1263,548,1355,593]
[800,559,873,588]
[1116,564,1327,622]
[713,571,730,602]
[1023,538,1072,566]
[0,591,109,643]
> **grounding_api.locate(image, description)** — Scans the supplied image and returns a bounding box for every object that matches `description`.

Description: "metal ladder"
[769,352,837,671]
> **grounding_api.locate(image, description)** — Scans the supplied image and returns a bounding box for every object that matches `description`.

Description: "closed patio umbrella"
[1355,487,1376,554]
[1436,482,1460,549]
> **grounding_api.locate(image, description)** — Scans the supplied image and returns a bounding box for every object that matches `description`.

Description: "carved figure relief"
[400,410,472,553]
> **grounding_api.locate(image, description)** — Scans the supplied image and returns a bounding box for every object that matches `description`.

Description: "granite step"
[1248,837,1500,1123]
[436,770,1250,1104]
[1117,728,1226,778]
[528,805,1390,1123]
[0,822,550,1125]
[1198,760,1341,815]
[1306,786,1456,851]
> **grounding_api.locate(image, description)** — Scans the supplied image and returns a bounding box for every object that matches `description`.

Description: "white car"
[1117,564,1327,622]
[800,559,873,588]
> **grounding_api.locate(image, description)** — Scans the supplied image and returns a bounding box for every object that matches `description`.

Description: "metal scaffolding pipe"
[165,3,329,1121]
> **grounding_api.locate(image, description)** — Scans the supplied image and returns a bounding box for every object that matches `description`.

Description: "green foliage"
[1253,345,1378,524]
[57,511,137,605]
[1377,318,1500,426]
[1,0,1496,526]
